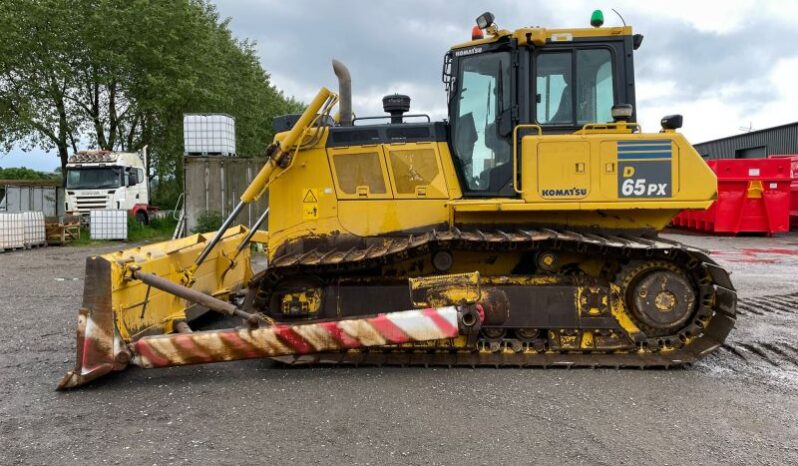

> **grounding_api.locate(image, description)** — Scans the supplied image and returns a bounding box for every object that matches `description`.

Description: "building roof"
[696,121,798,146]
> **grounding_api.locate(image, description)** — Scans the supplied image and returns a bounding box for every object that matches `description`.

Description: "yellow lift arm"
[188,87,338,279]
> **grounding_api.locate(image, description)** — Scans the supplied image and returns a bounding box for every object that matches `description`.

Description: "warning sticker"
[302,204,318,220]
[303,188,318,203]
[302,188,319,220]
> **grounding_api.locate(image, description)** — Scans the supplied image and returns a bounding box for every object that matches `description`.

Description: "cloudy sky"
[3,0,797,170]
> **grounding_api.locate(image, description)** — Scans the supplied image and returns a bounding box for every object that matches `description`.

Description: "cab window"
[535,49,615,126]
[536,52,572,124]
[451,51,512,193]
[577,49,614,124]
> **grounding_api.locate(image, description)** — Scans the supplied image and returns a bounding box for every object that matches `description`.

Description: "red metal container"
[672,158,791,234]
[767,154,798,228]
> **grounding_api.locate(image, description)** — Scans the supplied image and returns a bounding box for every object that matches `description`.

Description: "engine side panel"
[266,125,717,260]
[520,131,716,208]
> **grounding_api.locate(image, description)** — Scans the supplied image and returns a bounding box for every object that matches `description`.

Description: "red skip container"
[767,154,798,228]
[672,158,791,235]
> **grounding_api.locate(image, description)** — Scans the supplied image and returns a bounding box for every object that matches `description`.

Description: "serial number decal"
[617,141,673,198]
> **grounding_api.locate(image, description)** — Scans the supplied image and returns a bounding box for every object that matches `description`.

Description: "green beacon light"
[590,9,604,28]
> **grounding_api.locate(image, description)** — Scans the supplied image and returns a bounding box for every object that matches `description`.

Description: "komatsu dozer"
[59,12,736,389]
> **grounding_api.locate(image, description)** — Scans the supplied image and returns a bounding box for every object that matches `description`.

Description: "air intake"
[382,94,411,124]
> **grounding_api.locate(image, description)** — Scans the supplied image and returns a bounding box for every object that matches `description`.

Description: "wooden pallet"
[45,218,81,245]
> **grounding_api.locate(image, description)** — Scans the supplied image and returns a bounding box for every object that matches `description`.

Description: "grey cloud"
[631,16,795,111]
[215,1,560,117]
[214,1,796,122]
[8,1,792,170]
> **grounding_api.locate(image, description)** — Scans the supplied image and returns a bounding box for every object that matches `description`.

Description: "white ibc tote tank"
[183,114,236,156]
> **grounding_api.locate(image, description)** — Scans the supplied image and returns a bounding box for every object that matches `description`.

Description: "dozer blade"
[58,226,256,390]
[57,228,483,389]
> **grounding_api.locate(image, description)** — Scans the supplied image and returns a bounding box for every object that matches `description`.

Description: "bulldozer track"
[759,342,798,367]
[735,293,798,316]
[737,342,781,367]
[258,228,738,368]
[710,291,798,370]
[721,341,798,369]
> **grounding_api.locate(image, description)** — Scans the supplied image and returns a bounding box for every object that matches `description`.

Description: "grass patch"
[69,227,102,247]
[128,216,178,243]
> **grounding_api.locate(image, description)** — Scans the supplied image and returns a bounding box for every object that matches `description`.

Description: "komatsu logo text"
[454,47,483,57]
[541,188,588,197]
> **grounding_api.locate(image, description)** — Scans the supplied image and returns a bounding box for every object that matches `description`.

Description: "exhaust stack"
[332,59,352,126]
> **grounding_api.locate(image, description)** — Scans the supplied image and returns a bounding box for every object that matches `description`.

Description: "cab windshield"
[536,49,615,126]
[66,167,122,189]
[451,51,512,194]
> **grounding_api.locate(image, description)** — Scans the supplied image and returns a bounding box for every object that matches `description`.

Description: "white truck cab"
[65,148,156,223]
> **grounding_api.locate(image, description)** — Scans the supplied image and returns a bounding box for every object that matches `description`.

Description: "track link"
[254,228,737,368]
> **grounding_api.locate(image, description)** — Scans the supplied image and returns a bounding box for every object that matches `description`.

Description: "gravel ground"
[1,233,798,465]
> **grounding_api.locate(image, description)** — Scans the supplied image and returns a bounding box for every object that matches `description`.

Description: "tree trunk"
[58,143,70,187]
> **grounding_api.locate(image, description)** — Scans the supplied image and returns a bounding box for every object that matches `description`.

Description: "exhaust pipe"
[332,59,352,126]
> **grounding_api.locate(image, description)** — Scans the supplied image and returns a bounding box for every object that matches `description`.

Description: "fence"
[183,156,268,234]
[0,180,64,217]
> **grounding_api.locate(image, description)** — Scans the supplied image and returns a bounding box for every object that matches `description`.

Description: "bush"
[192,210,224,233]
[0,167,60,182]
[128,215,178,242]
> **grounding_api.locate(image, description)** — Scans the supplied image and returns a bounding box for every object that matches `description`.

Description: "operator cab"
[445,11,642,196]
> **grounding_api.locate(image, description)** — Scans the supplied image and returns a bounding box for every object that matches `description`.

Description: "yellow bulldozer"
[59,11,736,389]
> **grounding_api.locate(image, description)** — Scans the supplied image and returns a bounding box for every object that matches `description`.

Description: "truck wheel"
[135,211,149,225]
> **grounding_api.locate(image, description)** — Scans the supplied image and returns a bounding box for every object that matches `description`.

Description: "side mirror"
[633,34,644,50]
[661,114,683,130]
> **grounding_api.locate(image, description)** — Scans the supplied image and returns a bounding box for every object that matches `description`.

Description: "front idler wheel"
[619,261,697,338]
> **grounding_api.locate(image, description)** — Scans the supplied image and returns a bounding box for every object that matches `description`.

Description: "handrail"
[172,193,184,220]
[352,114,432,125]
[512,124,543,194]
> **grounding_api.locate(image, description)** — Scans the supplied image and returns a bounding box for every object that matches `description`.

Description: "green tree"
[0,167,60,181]
[0,0,302,201]
[0,0,85,172]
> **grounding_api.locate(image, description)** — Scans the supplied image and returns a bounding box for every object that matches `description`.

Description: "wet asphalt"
[1,232,797,465]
